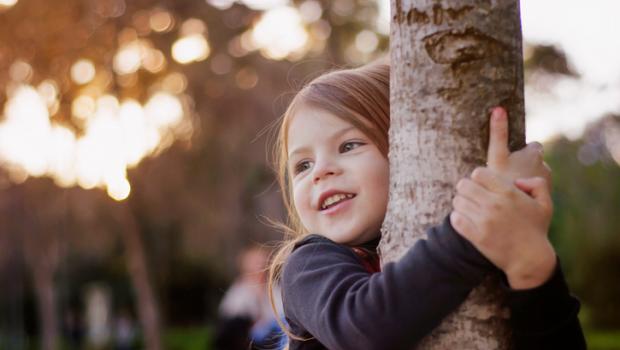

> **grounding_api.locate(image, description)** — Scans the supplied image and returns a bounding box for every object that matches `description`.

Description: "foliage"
[546,116,620,329]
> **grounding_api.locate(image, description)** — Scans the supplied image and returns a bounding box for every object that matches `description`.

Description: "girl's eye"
[294,160,313,175]
[340,141,364,153]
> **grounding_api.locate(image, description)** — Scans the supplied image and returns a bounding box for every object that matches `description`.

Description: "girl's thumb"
[515,177,553,210]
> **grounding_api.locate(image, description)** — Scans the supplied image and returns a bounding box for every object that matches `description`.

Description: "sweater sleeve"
[505,258,587,349]
[281,215,496,350]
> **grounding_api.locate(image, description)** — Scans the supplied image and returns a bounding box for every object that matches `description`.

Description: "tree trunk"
[117,201,162,350]
[32,263,58,350]
[15,191,60,350]
[381,1,525,348]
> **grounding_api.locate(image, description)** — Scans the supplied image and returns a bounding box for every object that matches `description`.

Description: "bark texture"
[380,1,525,348]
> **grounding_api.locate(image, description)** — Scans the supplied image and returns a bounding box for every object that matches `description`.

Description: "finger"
[456,177,494,206]
[450,211,479,242]
[470,167,512,194]
[524,142,544,162]
[452,194,480,217]
[527,141,544,156]
[515,177,553,212]
[487,107,510,169]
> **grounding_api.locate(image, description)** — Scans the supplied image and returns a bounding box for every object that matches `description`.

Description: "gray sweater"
[281,216,585,349]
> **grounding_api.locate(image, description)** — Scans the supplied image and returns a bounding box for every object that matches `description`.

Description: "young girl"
[267,60,585,349]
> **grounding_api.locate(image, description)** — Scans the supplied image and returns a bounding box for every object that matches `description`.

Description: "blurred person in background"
[213,244,285,350]
[113,308,137,350]
[62,308,85,350]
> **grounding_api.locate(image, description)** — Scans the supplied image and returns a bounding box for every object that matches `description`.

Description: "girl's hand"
[450,170,556,289]
[487,107,551,191]
[450,107,557,289]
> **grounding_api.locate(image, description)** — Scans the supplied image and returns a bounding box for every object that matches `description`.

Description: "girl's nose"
[312,160,341,184]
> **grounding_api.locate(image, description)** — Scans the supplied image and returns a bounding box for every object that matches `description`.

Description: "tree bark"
[381,1,525,348]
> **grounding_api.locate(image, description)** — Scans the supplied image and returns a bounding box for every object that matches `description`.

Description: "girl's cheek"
[292,184,307,211]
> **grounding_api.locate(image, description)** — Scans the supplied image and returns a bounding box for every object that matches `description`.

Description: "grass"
[12,326,620,350]
[586,329,620,350]
[163,326,212,350]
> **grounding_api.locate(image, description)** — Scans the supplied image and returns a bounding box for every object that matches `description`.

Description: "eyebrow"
[288,125,357,160]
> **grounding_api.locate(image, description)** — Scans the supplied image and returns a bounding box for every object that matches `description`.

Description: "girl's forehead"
[286,108,356,149]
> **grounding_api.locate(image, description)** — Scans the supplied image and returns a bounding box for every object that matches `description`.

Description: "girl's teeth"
[321,193,354,209]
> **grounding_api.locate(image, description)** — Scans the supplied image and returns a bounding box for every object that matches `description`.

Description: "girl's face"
[286,106,389,245]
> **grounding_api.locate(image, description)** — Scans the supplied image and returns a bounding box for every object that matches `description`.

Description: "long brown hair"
[267,58,390,341]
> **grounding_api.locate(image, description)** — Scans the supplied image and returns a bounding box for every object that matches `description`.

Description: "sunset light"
[0,0,18,9]
[0,82,190,200]
[172,34,210,64]
[114,41,143,75]
[250,6,308,60]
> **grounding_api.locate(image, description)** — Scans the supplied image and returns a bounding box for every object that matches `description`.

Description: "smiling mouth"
[320,193,356,211]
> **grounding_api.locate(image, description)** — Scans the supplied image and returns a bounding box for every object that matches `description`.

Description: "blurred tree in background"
[0,0,618,349]
[546,115,620,329]
[0,0,387,348]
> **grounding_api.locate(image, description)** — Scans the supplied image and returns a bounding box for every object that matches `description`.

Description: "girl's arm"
[282,216,496,350]
[504,259,586,349]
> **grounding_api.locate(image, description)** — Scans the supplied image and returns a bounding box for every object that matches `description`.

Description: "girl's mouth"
[320,193,356,211]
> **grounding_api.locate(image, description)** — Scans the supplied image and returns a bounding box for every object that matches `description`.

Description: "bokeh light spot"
[107,178,131,201]
[114,41,142,75]
[299,0,322,23]
[145,92,184,129]
[161,73,188,94]
[180,18,207,35]
[251,6,309,60]
[235,67,258,90]
[37,80,59,109]
[355,30,379,54]
[9,60,33,82]
[150,10,174,32]
[71,59,96,85]
[241,0,287,11]
[72,95,97,120]
[206,0,234,10]
[172,34,210,64]
[332,0,354,17]
[143,48,166,73]
[0,81,190,201]
[210,53,232,75]
[0,0,18,9]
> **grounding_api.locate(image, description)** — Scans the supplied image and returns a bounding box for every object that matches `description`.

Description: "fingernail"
[492,107,504,121]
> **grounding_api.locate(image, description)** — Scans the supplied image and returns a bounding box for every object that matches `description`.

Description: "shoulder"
[283,234,359,276]
[291,234,357,262]
[281,234,367,295]
[280,234,369,336]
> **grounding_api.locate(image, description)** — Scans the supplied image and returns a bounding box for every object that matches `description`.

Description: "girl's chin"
[322,231,356,244]
[324,231,369,245]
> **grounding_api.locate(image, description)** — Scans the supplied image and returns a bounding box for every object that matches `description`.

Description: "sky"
[377,0,620,142]
[520,0,620,142]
